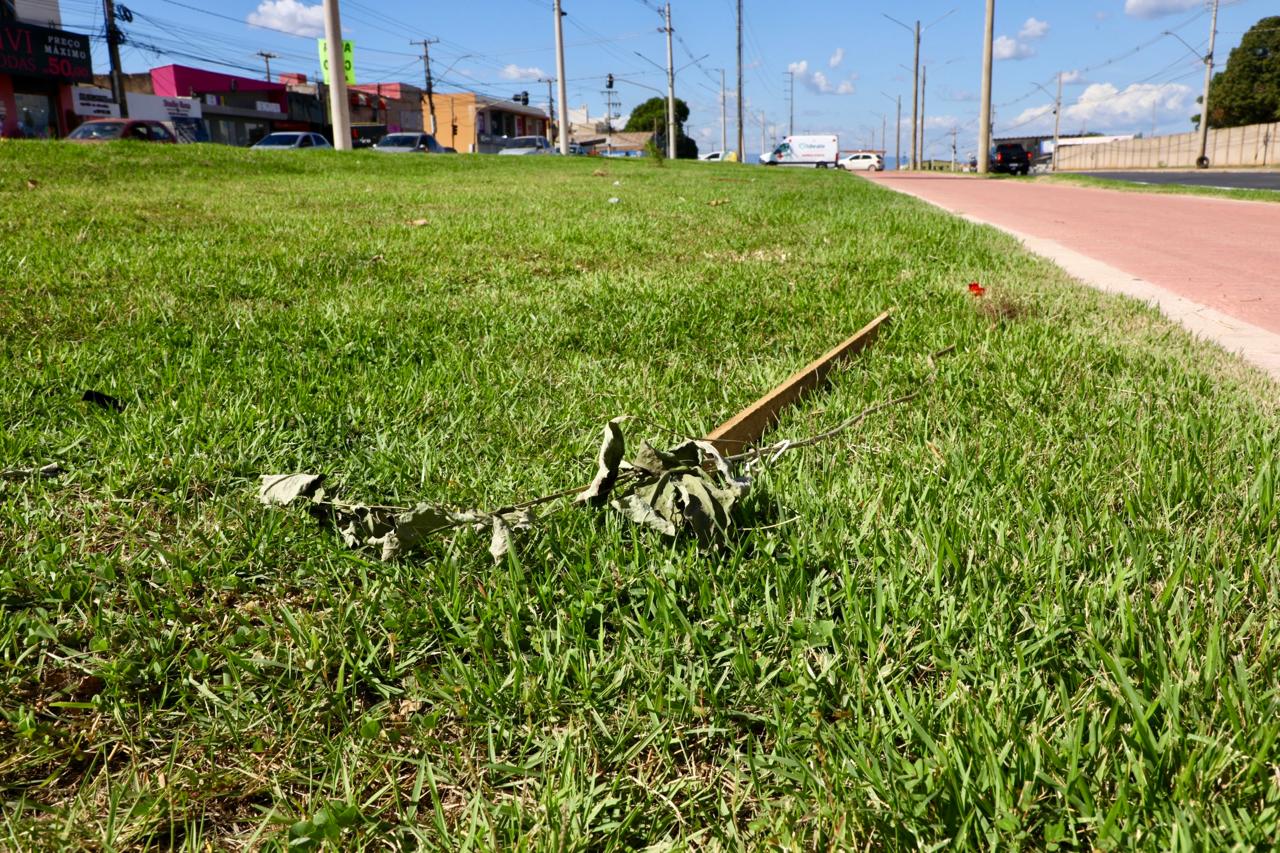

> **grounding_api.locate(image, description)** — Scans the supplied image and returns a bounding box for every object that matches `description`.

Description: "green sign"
[317,39,355,85]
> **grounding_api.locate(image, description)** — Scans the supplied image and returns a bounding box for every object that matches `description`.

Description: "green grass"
[1044,172,1280,203]
[2,142,1279,850]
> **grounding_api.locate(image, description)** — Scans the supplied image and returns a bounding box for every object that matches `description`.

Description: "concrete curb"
[875,178,1280,382]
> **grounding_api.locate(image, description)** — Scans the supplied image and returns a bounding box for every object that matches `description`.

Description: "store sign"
[255,101,282,114]
[72,86,120,118]
[317,38,356,85]
[0,21,92,82]
[126,92,202,121]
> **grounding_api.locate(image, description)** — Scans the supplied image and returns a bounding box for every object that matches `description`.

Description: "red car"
[66,119,176,143]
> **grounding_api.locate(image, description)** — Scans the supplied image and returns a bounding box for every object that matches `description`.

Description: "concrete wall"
[1057,121,1280,170]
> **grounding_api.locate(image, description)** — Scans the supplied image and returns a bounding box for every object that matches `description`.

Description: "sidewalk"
[863,172,1280,380]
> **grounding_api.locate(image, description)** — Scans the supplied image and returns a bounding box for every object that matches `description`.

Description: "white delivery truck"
[761,134,839,168]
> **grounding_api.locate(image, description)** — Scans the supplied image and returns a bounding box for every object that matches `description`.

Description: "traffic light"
[606,73,614,89]
[512,91,529,106]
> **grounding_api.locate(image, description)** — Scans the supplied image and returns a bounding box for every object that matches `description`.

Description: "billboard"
[0,21,92,82]
[72,86,120,118]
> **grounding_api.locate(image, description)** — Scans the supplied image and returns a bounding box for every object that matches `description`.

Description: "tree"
[623,96,699,158]
[1202,16,1280,128]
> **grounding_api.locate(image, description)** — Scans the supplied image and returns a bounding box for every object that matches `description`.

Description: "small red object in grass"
[968,282,986,297]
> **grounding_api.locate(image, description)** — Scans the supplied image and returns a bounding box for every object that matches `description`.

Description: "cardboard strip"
[704,310,891,453]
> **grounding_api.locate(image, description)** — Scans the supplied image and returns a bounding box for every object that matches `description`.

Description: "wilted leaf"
[260,473,325,505]
[374,503,456,561]
[613,492,678,537]
[26,178,38,190]
[0,463,64,481]
[408,218,429,227]
[489,514,513,563]
[577,417,626,507]
[707,198,728,207]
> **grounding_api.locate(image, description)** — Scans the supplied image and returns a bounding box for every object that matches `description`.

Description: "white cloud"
[247,0,324,38]
[829,47,844,68]
[1019,17,1050,39]
[787,59,854,96]
[1060,69,1084,84]
[1005,81,1193,134]
[500,64,546,81]
[994,35,1035,61]
[1064,81,1192,127]
[1124,0,1200,19]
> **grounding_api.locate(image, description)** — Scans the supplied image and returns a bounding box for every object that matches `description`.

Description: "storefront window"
[477,112,485,134]
[14,93,53,139]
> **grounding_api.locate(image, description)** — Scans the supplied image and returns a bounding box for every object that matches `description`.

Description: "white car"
[498,136,557,155]
[699,150,729,162]
[251,132,332,150]
[840,152,883,172]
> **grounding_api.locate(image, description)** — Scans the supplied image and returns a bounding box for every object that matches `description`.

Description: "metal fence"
[1057,121,1279,170]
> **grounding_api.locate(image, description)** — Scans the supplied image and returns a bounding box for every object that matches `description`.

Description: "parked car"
[700,150,728,162]
[762,134,840,168]
[373,132,446,153]
[66,119,175,143]
[840,152,883,172]
[498,136,556,155]
[251,132,332,150]
[567,143,589,156]
[991,143,1030,175]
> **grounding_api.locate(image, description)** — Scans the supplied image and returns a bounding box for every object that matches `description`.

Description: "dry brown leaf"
[707,198,729,207]
[408,219,429,227]
[26,179,39,190]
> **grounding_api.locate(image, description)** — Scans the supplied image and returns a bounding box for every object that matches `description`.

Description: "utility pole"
[919,65,926,168]
[663,3,676,159]
[411,38,439,134]
[882,114,886,155]
[256,51,278,82]
[553,0,569,154]
[102,0,128,117]
[760,111,765,159]
[977,0,995,173]
[786,70,794,135]
[911,21,920,168]
[719,68,727,154]
[736,0,744,162]
[323,0,351,150]
[1053,71,1063,171]
[541,78,556,144]
[951,126,957,171]
[1195,0,1220,169]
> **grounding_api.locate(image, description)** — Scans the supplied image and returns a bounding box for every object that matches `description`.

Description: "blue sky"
[57,0,1270,157]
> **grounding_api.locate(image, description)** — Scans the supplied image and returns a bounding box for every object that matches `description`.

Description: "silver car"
[498,136,557,155]
[252,132,332,150]
[374,132,446,153]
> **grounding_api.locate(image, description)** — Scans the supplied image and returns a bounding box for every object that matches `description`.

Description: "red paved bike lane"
[864,172,1280,334]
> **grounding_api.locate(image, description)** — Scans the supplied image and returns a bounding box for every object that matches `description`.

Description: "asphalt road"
[1087,171,1280,191]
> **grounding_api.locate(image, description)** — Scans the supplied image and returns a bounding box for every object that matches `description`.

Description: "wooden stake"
[704,310,890,453]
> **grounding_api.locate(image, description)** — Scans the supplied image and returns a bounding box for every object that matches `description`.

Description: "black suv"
[992,143,1031,175]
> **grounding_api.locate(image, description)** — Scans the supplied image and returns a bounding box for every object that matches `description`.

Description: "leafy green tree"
[623,96,699,158]
[1199,16,1280,128]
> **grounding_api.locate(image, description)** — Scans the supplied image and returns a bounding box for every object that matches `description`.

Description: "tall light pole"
[881,91,900,170]
[880,16,921,167]
[256,50,278,82]
[1195,0,1220,168]
[977,0,995,173]
[787,70,795,135]
[719,68,727,154]
[1032,77,1063,170]
[323,0,351,150]
[553,0,569,154]
[736,0,744,162]
[663,3,677,159]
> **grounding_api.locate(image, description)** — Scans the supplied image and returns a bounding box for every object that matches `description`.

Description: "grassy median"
[1044,171,1280,204]
[2,142,1279,850]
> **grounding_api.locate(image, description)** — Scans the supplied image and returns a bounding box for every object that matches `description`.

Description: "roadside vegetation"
[1044,171,1280,203]
[2,143,1278,850]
